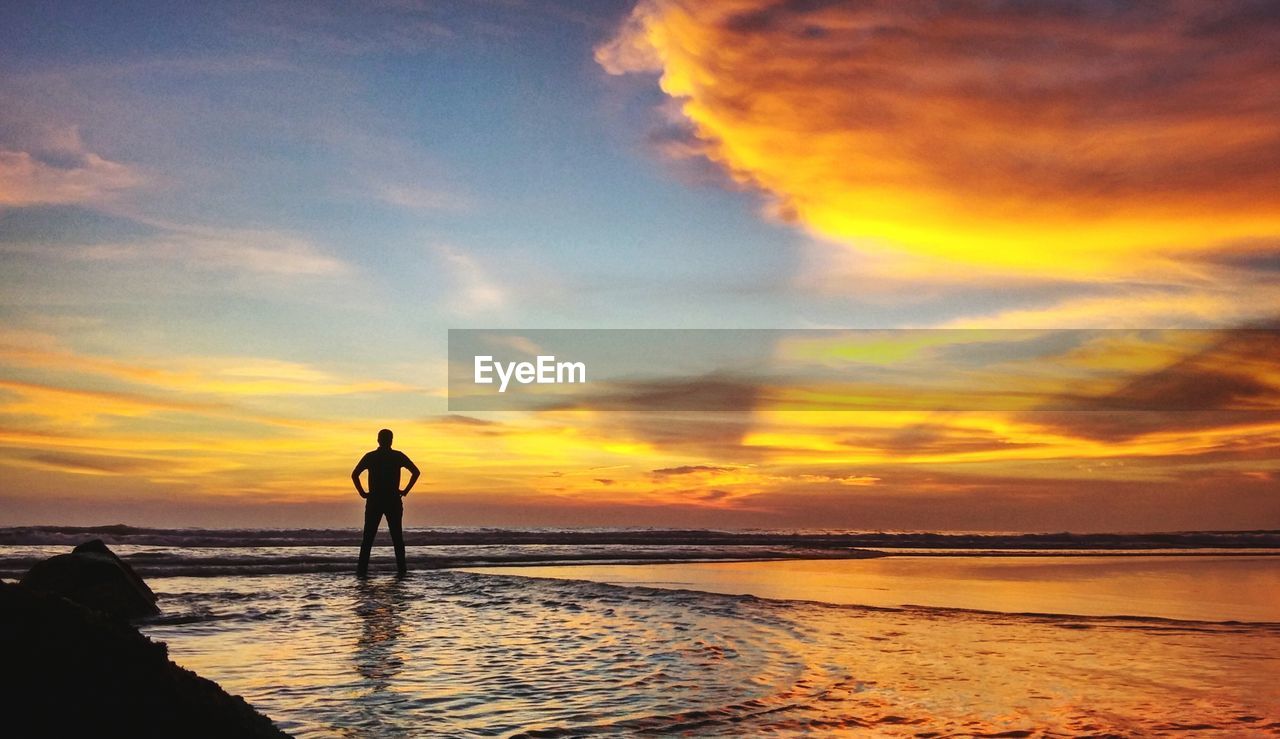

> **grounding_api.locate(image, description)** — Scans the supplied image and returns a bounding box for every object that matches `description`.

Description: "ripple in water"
[142,571,1280,738]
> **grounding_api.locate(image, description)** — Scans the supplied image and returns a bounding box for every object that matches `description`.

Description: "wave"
[0,547,870,580]
[3,524,1278,549]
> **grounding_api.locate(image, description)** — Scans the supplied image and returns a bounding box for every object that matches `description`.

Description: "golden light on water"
[145,564,1280,736]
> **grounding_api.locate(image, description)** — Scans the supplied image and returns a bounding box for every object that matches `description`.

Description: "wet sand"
[142,569,1280,737]
[463,554,1280,622]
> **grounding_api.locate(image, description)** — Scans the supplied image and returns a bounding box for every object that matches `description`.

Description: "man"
[352,428,420,576]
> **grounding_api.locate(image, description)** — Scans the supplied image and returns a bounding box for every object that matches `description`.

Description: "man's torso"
[362,448,409,501]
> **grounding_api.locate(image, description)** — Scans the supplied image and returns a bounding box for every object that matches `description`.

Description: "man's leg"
[386,503,407,574]
[357,504,384,575]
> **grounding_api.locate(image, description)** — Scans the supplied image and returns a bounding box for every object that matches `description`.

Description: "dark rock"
[0,582,290,738]
[20,539,159,618]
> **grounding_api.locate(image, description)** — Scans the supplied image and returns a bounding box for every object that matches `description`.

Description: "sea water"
[136,562,1280,738]
[3,529,1277,737]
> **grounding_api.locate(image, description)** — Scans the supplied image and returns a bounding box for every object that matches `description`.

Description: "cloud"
[4,323,1278,526]
[651,464,733,476]
[723,467,1280,531]
[1070,329,1280,411]
[0,337,442,502]
[865,423,1043,457]
[375,183,470,212]
[1021,327,1280,440]
[0,126,143,206]
[551,374,765,412]
[1193,241,1280,276]
[2,221,351,278]
[434,244,506,314]
[20,451,161,476]
[431,414,499,427]
[147,227,350,276]
[693,488,730,502]
[599,0,1280,279]
[0,378,227,424]
[227,0,453,57]
[0,331,419,400]
[793,473,879,487]
[938,285,1280,329]
[931,245,1280,328]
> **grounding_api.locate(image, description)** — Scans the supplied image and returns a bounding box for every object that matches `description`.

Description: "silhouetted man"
[352,429,420,576]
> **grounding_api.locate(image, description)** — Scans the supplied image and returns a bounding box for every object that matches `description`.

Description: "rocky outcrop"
[0,582,290,738]
[20,539,159,618]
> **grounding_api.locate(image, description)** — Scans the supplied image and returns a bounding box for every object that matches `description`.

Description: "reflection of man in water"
[352,429,419,576]
[354,578,408,694]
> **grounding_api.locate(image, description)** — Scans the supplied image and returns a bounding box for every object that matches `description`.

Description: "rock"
[0,582,290,738]
[20,539,159,618]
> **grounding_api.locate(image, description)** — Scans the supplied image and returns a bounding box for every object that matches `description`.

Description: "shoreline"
[4,524,1279,550]
[455,567,1280,630]
[7,548,1280,584]
[4,546,1279,582]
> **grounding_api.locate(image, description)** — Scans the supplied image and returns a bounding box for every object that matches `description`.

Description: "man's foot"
[396,567,408,577]
[356,568,369,578]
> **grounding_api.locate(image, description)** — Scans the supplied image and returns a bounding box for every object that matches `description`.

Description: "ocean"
[3,526,1278,737]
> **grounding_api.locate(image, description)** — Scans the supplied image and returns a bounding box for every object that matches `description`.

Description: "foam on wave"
[4,524,1277,549]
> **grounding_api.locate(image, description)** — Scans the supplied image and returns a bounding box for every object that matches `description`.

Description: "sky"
[0,0,1277,530]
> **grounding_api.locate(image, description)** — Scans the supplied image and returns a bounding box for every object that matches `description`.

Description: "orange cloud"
[598,0,1280,278]
[3,325,1278,527]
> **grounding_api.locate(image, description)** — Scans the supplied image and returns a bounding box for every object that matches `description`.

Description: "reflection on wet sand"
[351,576,412,736]
[355,577,409,687]
[146,569,1280,738]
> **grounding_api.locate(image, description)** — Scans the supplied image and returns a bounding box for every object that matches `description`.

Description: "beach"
[3,527,1278,737]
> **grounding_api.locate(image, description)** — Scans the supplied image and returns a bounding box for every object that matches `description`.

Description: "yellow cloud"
[599,0,1280,278]
[0,334,419,398]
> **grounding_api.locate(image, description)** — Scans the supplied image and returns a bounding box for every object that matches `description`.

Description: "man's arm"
[401,454,420,497]
[352,454,370,498]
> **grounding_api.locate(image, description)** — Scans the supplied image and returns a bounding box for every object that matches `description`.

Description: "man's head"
[377,428,393,448]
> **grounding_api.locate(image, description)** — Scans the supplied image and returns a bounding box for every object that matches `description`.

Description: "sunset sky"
[1,0,1278,530]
